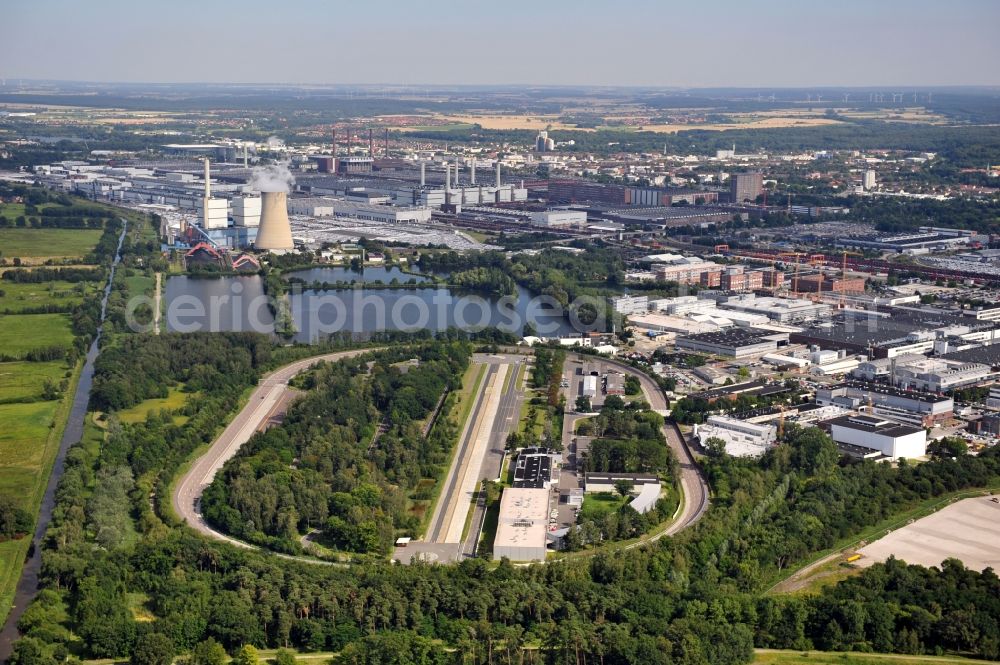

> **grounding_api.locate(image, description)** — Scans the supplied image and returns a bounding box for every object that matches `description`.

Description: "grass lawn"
[464,230,495,244]
[0,313,74,358]
[580,492,626,521]
[122,272,154,299]
[0,361,68,402]
[0,280,97,313]
[117,387,190,424]
[0,228,104,259]
[753,649,998,665]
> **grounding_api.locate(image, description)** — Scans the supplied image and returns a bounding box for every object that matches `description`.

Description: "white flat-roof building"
[694,415,777,457]
[829,414,927,460]
[493,487,549,562]
[530,210,586,227]
[610,294,649,316]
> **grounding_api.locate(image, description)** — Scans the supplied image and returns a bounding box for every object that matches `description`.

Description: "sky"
[2,0,999,88]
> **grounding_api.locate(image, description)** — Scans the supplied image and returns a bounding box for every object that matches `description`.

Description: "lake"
[286,266,431,285]
[162,275,586,341]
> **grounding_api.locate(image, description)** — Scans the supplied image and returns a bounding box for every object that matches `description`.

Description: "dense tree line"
[1,267,105,284]
[200,343,472,555]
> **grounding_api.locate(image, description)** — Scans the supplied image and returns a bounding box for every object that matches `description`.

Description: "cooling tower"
[255,191,294,252]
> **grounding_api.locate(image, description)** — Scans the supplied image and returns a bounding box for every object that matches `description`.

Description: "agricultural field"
[0,227,104,260]
[0,313,74,358]
[0,279,95,313]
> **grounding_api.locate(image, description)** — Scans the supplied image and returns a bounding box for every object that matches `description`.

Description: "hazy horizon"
[3,0,1000,88]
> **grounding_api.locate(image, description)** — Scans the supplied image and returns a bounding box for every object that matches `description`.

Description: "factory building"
[287,198,432,224]
[816,383,953,427]
[492,487,549,562]
[828,415,927,460]
[676,328,789,358]
[512,448,558,489]
[854,356,992,393]
[709,294,831,323]
[548,179,718,207]
[232,196,261,227]
[694,415,777,457]
[530,210,586,227]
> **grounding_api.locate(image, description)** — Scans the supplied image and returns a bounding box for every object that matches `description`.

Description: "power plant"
[254,191,294,252]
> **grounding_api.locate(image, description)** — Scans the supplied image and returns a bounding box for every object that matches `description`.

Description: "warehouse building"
[512,448,557,489]
[610,294,650,316]
[828,414,927,460]
[493,487,550,562]
[855,356,992,392]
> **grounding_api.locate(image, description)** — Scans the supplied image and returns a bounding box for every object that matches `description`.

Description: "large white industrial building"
[492,487,549,562]
[829,414,927,460]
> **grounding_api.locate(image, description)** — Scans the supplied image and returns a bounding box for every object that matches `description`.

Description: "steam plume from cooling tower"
[249,162,295,193]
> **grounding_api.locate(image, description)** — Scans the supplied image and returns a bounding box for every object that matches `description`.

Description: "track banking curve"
[171,349,377,565]
[594,355,710,539]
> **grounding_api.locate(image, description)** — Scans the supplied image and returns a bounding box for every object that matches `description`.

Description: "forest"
[200,342,472,555]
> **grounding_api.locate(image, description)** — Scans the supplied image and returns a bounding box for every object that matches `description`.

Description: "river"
[0,223,128,661]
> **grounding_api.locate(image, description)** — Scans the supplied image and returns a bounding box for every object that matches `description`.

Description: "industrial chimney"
[420,162,426,187]
[368,128,374,157]
[202,158,212,228]
[470,159,476,185]
[255,191,294,252]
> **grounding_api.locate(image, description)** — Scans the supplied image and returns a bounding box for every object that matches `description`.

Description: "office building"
[610,294,649,316]
[730,172,763,203]
[863,169,877,191]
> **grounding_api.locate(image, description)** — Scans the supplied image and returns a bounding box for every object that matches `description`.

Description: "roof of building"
[828,414,924,438]
[493,487,549,554]
[512,448,554,489]
[678,327,782,347]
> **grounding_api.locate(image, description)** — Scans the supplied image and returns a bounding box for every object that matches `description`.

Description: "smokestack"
[255,192,294,252]
[368,128,374,157]
[470,159,476,185]
[203,158,211,198]
[444,164,451,206]
[332,128,337,156]
[454,156,461,185]
[495,161,501,188]
[384,128,389,158]
[243,145,248,168]
[420,161,425,187]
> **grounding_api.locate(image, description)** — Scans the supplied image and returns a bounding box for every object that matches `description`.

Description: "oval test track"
[172,347,709,566]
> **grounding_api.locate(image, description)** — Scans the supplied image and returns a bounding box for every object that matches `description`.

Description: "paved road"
[461,357,525,557]
[171,349,374,553]
[153,272,161,334]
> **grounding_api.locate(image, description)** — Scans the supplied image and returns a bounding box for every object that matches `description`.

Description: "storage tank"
[255,191,293,252]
